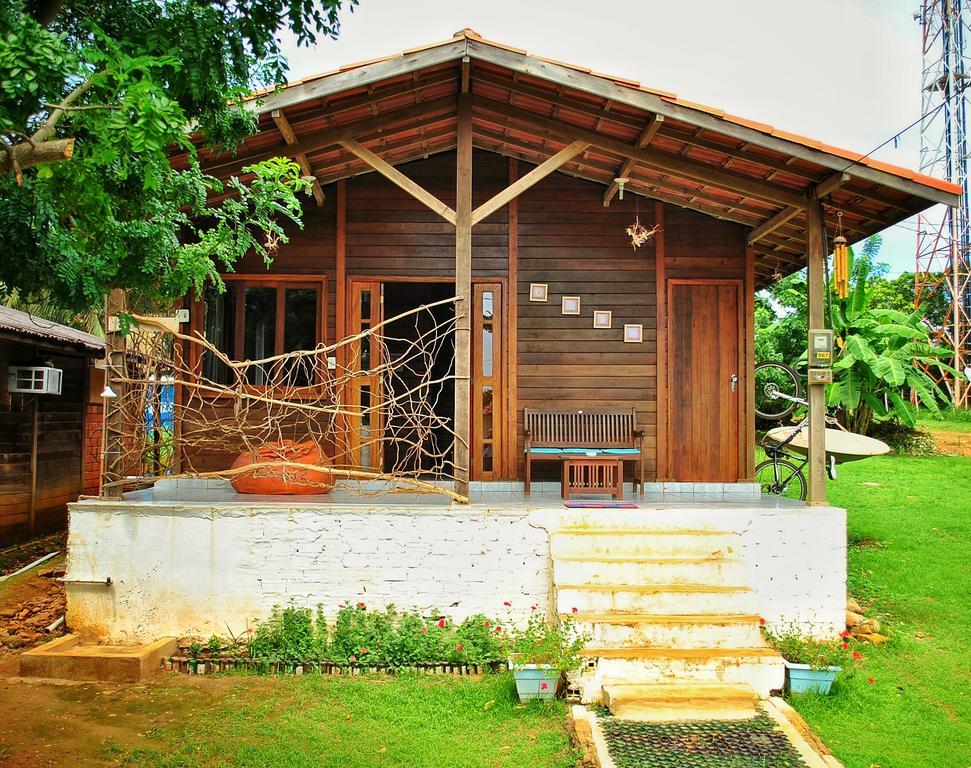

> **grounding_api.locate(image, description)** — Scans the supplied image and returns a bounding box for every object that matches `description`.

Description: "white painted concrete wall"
[66,497,845,643]
[65,500,550,643]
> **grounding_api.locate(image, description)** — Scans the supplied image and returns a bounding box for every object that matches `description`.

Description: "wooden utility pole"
[806,197,827,505]
[453,90,473,498]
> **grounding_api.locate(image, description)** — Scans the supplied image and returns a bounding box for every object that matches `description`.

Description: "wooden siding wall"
[0,345,87,544]
[201,151,751,483]
[345,150,508,283]
[516,174,657,480]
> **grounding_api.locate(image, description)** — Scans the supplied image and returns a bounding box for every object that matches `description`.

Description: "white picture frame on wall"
[561,296,580,315]
[529,283,548,302]
[593,310,612,329]
[624,323,643,343]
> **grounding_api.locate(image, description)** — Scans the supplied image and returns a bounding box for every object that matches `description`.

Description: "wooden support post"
[335,180,347,354]
[743,245,756,480]
[506,158,519,480]
[806,197,827,505]
[28,397,38,536]
[102,288,127,498]
[454,92,473,500]
[339,137,457,224]
[471,140,588,225]
[654,201,669,481]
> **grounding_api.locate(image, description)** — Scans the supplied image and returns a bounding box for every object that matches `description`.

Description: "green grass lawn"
[789,452,971,768]
[108,672,576,768]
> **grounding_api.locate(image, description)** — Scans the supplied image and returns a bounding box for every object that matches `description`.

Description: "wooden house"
[0,306,103,545]
[64,31,959,709]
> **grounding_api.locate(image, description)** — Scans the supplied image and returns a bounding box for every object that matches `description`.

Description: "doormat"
[564,501,639,509]
[599,712,809,768]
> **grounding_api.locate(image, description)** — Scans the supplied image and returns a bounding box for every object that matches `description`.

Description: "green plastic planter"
[785,660,841,694]
[510,662,562,701]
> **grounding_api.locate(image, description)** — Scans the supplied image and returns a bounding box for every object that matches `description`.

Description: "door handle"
[730,373,738,392]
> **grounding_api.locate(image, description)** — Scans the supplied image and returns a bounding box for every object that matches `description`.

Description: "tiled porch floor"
[120,479,805,510]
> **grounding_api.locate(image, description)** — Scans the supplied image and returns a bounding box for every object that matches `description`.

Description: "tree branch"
[0,138,75,177]
[33,74,98,144]
[40,102,121,112]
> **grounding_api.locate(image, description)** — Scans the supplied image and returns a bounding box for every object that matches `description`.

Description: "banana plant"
[827,245,961,434]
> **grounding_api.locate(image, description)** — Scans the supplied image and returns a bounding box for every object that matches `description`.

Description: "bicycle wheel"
[754,458,807,501]
[754,362,802,421]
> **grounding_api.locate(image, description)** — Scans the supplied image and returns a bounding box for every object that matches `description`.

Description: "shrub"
[505,610,589,672]
[246,602,328,662]
[762,625,856,671]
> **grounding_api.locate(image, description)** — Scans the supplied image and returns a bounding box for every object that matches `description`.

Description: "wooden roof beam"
[815,171,851,199]
[604,114,664,207]
[747,204,802,245]
[338,137,457,224]
[473,96,808,209]
[471,139,588,225]
[203,95,458,177]
[271,109,325,206]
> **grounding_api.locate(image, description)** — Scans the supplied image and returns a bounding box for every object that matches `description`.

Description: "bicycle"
[753,362,838,501]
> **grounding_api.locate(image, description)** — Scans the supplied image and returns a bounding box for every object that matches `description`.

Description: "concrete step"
[550,530,738,559]
[553,555,747,587]
[589,647,785,697]
[602,681,760,721]
[19,634,177,683]
[552,511,732,532]
[567,613,764,649]
[557,583,756,615]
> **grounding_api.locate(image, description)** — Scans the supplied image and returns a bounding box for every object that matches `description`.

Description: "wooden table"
[561,456,624,499]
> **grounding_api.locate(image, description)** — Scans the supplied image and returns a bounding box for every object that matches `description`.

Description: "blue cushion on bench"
[527,447,563,455]
[561,448,598,454]
[601,448,641,455]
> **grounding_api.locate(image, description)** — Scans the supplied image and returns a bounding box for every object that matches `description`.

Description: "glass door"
[472,283,503,480]
[346,280,383,471]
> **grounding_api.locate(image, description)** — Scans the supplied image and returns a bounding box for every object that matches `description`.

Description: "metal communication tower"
[916,0,971,408]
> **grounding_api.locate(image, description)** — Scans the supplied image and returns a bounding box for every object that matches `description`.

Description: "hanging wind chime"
[832,211,849,300]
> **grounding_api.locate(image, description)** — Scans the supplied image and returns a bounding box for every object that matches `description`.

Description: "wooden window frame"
[189,274,328,398]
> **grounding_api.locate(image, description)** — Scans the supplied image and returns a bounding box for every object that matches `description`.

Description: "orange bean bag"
[229,441,334,495]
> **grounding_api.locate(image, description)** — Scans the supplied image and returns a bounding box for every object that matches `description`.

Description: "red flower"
[531,605,537,612]
[758,617,766,626]
[868,677,875,684]
[360,647,368,655]
[540,682,548,691]
[503,601,511,607]
[842,643,849,650]
[437,618,446,628]
[246,627,254,635]
[456,644,463,652]
[840,630,850,638]
[483,620,491,627]
[357,602,366,609]
[421,627,428,634]
[852,651,863,661]
[571,607,578,614]
[495,626,502,633]
[349,655,356,662]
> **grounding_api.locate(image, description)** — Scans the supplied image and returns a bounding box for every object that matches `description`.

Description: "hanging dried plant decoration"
[625,217,660,250]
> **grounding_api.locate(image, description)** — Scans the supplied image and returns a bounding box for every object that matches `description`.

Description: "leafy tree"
[756,235,959,433]
[0,0,355,315]
[828,250,958,433]
[868,271,950,330]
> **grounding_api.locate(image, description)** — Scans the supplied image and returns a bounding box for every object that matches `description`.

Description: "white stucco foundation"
[65,481,845,643]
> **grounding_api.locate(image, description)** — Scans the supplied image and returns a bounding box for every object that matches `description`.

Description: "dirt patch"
[924,428,971,457]
[0,673,245,767]
[0,533,65,577]
[0,558,67,657]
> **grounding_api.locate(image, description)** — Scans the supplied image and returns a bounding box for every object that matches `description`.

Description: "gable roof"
[176,29,960,286]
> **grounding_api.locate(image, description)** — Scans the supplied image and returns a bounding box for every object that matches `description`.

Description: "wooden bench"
[523,407,645,497]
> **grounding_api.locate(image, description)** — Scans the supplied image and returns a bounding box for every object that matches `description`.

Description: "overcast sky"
[279,0,932,274]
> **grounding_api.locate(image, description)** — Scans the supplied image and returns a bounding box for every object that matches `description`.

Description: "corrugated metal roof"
[0,306,104,352]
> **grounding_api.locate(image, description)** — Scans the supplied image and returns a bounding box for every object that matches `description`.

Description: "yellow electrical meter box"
[808,329,833,368]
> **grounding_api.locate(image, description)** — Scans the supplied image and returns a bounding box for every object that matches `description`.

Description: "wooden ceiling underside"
[172,55,956,289]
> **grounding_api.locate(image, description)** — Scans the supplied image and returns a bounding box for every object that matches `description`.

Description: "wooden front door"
[667,280,741,482]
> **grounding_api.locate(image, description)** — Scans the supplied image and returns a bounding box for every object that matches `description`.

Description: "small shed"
[0,306,104,544]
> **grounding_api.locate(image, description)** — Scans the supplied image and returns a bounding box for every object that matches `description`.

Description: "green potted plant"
[504,607,589,701]
[763,624,854,695]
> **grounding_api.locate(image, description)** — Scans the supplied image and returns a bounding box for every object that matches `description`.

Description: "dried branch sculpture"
[105,297,468,503]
